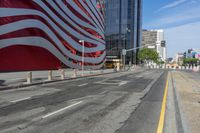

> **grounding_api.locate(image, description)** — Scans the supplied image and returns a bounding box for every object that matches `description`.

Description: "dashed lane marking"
[10,97,31,103]
[119,81,128,86]
[78,83,88,87]
[42,101,83,119]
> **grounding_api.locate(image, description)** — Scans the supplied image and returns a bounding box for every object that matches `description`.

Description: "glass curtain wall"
[105,0,142,64]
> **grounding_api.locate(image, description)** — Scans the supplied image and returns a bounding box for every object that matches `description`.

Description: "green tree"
[183,58,199,67]
[155,60,165,65]
[138,48,159,64]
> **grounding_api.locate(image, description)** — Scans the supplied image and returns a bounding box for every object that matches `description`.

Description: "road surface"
[0,69,168,133]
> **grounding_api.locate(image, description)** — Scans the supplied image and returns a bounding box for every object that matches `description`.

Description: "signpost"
[79,40,85,76]
[122,49,126,71]
[122,44,153,70]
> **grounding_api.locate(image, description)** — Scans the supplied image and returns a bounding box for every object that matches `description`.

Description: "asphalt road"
[0,69,167,133]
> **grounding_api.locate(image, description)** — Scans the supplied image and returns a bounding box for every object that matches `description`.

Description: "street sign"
[122,49,126,55]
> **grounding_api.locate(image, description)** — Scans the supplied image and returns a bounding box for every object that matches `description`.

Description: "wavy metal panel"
[0,0,105,71]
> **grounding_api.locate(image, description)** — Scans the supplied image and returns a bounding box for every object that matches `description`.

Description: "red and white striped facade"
[0,0,105,71]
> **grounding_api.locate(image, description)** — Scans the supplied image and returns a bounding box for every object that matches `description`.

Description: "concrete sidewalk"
[165,71,200,133]
[0,69,115,90]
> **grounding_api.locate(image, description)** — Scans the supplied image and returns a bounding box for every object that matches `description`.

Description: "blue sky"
[143,0,200,57]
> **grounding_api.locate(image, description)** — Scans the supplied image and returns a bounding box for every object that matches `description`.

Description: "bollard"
[48,70,52,81]
[101,69,104,73]
[27,72,32,84]
[60,69,65,80]
[196,66,198,71]
[73,69,77,78]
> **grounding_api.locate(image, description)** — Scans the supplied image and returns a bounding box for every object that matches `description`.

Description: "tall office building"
[142,29,167,61]
[105,0,142,64]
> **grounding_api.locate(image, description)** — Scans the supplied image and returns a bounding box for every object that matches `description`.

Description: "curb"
[170,72,190,133]
[0,71,118,91]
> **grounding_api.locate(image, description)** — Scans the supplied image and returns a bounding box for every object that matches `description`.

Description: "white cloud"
[144,6,200,29]
[143,0,200,57]
[160,0,188,10]
[165,22,200,57]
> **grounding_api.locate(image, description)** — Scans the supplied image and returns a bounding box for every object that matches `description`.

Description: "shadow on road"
[0,80,5,86]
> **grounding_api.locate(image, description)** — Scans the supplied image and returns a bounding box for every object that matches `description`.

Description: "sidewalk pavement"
[166,71,200,133]
[0,69,115,90]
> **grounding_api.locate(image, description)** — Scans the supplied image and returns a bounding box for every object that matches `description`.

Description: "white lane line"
[119,81,128,86]
[42,101,83,119]
[10,97,31,103]
[78,83,88,87]
[68,96,93,102]
[99,90,108,95]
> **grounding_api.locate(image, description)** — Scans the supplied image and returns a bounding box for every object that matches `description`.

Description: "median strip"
[42,101,83,119]
[157,74,169,133]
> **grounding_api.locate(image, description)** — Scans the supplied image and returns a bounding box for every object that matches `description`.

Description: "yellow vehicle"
[105,59,121,69]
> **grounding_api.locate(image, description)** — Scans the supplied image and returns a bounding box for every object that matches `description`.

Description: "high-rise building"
[0,0,105,71]
[105,0,142,64]
[142,29,167,61]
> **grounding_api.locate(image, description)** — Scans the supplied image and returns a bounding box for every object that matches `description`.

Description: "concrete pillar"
[60,69,65,80]
[101,69,104,73]
[197,66,200,71]
[27,72,32,84]
[48,70,52,81]
[89,69,91,74]
[117,63,120,71]
[73,69,77,78]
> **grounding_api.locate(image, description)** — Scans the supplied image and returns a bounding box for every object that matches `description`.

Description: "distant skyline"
[143,0,200,57]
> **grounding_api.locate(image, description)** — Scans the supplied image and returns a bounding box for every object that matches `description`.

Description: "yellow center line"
[157,73,169,133]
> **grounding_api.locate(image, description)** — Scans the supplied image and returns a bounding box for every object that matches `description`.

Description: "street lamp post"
[122,49,126,71]
[122,28,131,71]
[79,40,85,76]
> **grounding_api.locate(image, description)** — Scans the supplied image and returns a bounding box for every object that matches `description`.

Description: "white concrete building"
[156,30,167,61]
[142,29,167,61]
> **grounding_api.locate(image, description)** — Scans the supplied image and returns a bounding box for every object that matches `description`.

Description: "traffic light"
[161,41,166,47]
